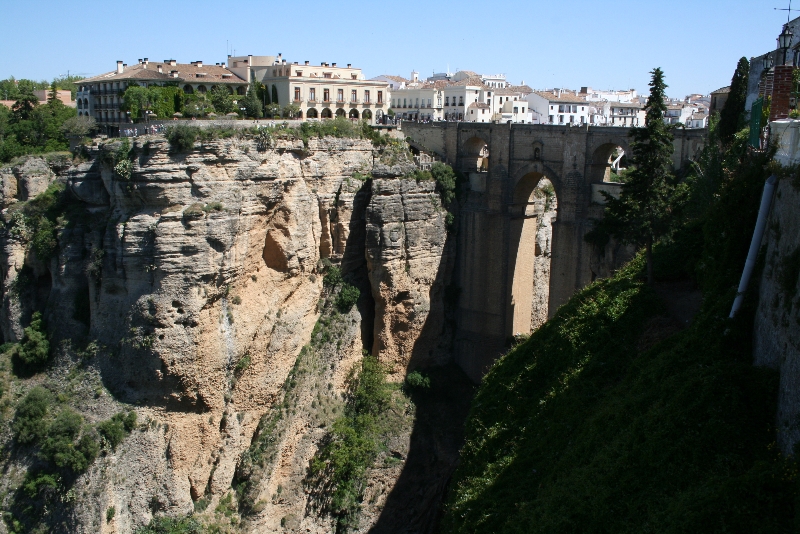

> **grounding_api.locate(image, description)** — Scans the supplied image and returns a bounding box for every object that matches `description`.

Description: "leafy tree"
[13,386,52,444]
[336,283,360,312]
[241,83,263,118]
[40,409,99,473]
[282,103,300,119]
[255,81,270,106]
[265,103,280,118]
[209,85,236,114]
[17,312,50,367]
[121,85,151,121]
[587,68,680,285]
[718,57,750,143]
[61,115,96,138]
[271,84,279,106]
[182,93,213,118]
[12,89,39,122]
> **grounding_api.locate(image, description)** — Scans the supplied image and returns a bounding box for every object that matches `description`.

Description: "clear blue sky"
[0,0,793,98]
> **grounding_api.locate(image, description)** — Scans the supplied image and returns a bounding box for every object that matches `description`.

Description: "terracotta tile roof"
[508,84,533,94]
[381,75,409,83]
[532,90,587,104]
[690,113,707,120]
[449,75,487,87]
[609,102,642,109]
[468,102,490,109]
[78,61,247,85]
[711,86,731,94]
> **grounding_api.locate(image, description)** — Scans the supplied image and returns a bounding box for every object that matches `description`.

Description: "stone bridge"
[402,122,707,381]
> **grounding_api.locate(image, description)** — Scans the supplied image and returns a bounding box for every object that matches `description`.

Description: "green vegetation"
[336,284,360,313]
[8,384,138,530]
[441,111,796,533]
[309,355,400,532]
[404,370,431,390]
[14,312,50,369]
[97,411,137,450]
[165,124,198,152]
[135,515,203,534]
[587,68,681,285]
[106,506,116,523]
[718,57,750,143]
[0,77,80,163]
[408,162,462,230]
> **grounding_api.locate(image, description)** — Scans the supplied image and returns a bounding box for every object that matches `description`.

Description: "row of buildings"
[73,54,712,129]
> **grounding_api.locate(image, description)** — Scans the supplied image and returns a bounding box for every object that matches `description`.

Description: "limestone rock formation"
[0,133,455,533]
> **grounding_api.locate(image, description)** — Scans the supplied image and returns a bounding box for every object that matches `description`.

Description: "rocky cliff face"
[753,177,800,456]
[0,134,457,533]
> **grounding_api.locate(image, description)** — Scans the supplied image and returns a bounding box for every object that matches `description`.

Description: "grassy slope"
[441,140,799,533]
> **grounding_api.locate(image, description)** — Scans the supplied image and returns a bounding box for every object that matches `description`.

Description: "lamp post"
[240,106,246,120]
[779,24,794,66]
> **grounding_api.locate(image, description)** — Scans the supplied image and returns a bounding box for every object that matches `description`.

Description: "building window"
[338,89,344,102]
[549,115,554,123]
[364,90,370,103]
[459,96,463,105]
[324,72,332,78]
[294,87,301,101]
[324,89,330,101]
[428,98,432,107]
[310,88,316,101]
[415,98,419,107]
[377,91,383,103]
[559,115,564,123]
[351,90,357,102]
[513,107,518,113]
[445,96,450,106]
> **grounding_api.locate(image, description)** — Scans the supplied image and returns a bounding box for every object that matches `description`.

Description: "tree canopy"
[586,68,682,285]
[718,57,750,143]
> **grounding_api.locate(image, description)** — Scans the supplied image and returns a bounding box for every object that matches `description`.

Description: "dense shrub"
[12,386,52,444]
[323,266,343,287]
[16,312,50,368]
[336,283,360,313]
[404,371,431,390]
[39,409,99,473]
[97,411,137,450]
[135,515,203,534]
[165,124,198,152]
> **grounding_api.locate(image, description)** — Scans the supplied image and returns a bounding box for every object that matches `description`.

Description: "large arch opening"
[321,108,332,119]
[362,109,372,121]
[336,108,346,118]
[462,136,489,173]
[349,108,360,119]
[307,108,318,119]
[590,142,629,183]
[183,84,194,94]
[508,172,558,336]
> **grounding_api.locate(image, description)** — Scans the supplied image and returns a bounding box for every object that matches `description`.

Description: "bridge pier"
[402,122,707,382]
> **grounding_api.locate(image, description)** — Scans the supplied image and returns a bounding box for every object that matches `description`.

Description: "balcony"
[349,99,360,104]
[293,98,302,103]
[307,99,317,105]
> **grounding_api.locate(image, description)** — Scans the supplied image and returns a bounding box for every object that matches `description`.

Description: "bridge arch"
[589,138,631,183]
[462,136,490,173]
[507,171,559,337]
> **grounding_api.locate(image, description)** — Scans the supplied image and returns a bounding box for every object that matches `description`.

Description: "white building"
[527,90,590,125]
[686,112,708,129]
[388,70,532,122]
[580,87,638,103]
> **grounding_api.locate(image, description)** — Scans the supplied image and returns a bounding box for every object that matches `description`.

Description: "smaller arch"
[77,100,83,109]
[462,136,490,173]
[197,85,207,94]
[321,108,333,119]
[296,110,303,119]
[183,84,194,94]
[362,109,372,120]
[336,108,346,118]
[237,86,246,96]
[307,108,319,119]
[590,142,629,183]
[349,108,360,119]
[83,98,89,108]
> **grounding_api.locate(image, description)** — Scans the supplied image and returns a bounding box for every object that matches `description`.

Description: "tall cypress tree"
[271,84,279,106]
[718,57,750,143]
[587,68,678,285]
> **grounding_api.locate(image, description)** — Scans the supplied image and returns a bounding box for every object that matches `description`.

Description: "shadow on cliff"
[341,179,375,351]
[369,216,476,534]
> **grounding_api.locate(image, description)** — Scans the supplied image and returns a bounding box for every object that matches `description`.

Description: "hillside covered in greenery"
[440,128,799,532]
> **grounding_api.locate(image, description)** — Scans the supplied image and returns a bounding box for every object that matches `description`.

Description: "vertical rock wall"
[753,178,800,455]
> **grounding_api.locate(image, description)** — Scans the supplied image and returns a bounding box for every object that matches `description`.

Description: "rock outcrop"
[0,133,455,533]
